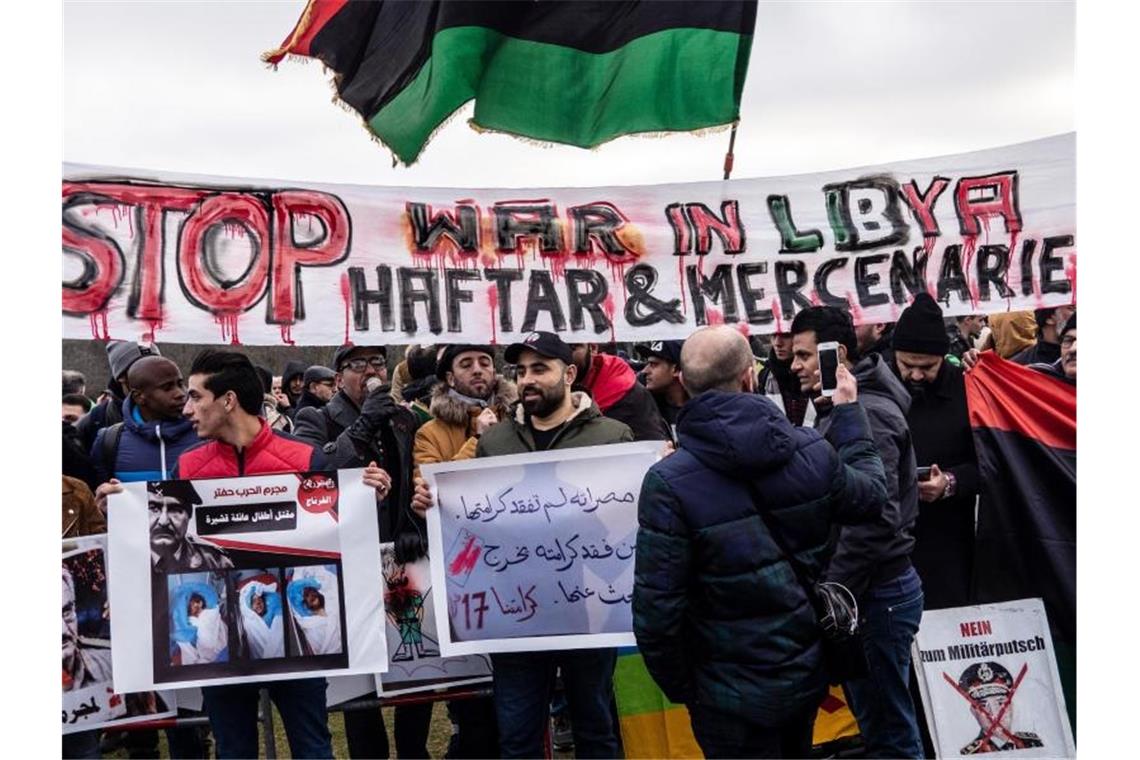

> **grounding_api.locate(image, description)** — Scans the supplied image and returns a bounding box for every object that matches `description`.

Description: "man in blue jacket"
[633,326,889,759]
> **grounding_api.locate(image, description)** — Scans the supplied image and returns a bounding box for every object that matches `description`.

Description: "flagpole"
[722,122,739,180]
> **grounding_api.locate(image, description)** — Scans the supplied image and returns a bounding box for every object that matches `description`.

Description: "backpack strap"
[100,422,125,479]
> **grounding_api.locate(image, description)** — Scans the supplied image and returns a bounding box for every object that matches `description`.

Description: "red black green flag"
[965,352,1075,724]
[264,1,757,164]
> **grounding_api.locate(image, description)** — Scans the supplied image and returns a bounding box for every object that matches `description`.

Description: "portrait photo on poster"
[376,543,491,697]
[62,536,177,734]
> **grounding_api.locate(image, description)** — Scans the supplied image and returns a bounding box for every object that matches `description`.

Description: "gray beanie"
[106,340,160,380]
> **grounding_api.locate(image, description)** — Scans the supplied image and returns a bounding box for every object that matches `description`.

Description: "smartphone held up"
[818,342,840,397]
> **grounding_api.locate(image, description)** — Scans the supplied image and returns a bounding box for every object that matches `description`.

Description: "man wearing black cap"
[413,331,633,759]
[295,365,337,413]
[889,294,980,610]
[410,343,515,758]
[293,344,432,760]
[635,340,688,437]
[569,342,670,441]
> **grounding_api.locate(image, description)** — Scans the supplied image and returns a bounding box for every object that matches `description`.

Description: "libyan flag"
[264,1,757,164]
[965,352,1076,728]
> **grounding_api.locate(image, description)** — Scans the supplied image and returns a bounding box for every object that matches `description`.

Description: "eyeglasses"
[340,357,386,372]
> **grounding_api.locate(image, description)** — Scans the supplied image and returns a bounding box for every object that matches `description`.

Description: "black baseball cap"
[332,344,387,371]
[436,344,494,380]
[504,331,573,365]
[635,340,683,365]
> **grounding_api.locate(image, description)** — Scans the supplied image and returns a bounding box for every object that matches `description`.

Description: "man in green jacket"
[413,331,632,758]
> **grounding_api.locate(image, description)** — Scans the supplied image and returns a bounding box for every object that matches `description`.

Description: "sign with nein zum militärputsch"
[107,470,387,690]
[913,598,1075,758]
[376,543,492,696]
[63,535,177,734]
[423,441,661,655]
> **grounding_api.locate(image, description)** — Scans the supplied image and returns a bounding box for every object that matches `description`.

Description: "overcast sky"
[63,0,1074,188]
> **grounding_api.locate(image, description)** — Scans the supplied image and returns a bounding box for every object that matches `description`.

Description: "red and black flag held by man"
[965,352,1075,729]
[264,1,757,164]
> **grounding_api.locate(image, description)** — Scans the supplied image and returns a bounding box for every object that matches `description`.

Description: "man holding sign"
[414,331,633,759]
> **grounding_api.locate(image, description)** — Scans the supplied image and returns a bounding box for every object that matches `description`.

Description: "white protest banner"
[913,599,1075,758]
[107,470,387,691]
[423,441,660,655]
[63,134,1073,346]
[62,535,177,734]
[376,543,492,696]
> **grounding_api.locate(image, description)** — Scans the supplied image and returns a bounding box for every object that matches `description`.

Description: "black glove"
[393,530,428,565]
[348,384,397,444]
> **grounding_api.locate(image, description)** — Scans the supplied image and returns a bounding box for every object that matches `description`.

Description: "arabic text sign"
[424,441,660,656]
[63,134,1074,345]
[107,469,387,691]
[913,599,1074,758]
[62,535,177,734]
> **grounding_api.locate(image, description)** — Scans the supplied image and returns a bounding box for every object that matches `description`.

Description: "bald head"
[680,327,754,395]
[128,356,187,421]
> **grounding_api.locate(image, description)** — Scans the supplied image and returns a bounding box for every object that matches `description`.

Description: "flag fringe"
[261,0,319,64]
[467,119,737,153]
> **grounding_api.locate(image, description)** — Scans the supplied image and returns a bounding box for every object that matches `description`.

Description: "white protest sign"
[63,134,1074,346]
[62,535,177,734]
[376,544,492,696]
[108,469,387,691]
[423,441,660,655]
[913,598,1075,758]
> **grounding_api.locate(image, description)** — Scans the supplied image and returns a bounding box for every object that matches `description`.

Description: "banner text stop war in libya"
[62,134,1074,347]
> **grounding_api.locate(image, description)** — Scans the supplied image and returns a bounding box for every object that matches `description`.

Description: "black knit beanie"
[892,293,950,355]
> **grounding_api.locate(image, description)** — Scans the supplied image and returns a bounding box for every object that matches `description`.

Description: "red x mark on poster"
[942,663,1029,749]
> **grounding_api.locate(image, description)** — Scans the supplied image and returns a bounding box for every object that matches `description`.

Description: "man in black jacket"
[292,344,432,759]
[1010,305,1074,366]
[890,294,980,610]
[569,342,670,441]
[791,306,924,759]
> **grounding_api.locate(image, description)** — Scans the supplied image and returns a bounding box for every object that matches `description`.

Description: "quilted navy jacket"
[90,398,200,483]
[632,392,887,724]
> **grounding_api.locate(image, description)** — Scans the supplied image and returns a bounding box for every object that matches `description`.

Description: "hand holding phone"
[916,466,933,482]
[817,342,840,398]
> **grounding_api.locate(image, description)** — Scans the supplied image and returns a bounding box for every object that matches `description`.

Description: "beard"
[905,381,929,400]
[452,375,492,401]
[521,380,567,418]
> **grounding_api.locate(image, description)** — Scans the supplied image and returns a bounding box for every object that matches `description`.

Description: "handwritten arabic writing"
[457,486,635,524]
[63,695,101,724]
[196,502,297,536]
[480,534,635,573]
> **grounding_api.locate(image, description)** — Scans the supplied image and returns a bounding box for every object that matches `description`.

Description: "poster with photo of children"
[62,535,177,734]
[108,470,388,690]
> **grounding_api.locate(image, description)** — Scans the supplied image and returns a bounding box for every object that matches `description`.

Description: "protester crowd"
[61,297,1076,759]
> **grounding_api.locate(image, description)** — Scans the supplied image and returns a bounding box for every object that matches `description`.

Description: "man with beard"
[63,564,113,690]
[568,342,670,441]
[411,344,514,757]
[890,294,979,611]
[756,332,813,426]
[791,306,924,759]
[413,331,633,759]
[1010,306,1075,366]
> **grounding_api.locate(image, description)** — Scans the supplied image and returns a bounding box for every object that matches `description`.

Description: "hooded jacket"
[281,360,307,408]
[633,393,887,723]
[576,353,670,442]
[815,353,918,599]
[475,392,632,457]
[413,377,517,477]
[90,397,200,483]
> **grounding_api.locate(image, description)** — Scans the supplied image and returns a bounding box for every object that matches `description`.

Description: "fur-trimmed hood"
[428,376,518,427]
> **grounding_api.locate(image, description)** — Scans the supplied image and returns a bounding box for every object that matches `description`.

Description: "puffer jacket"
[476,392,632,456]
[90,398,199,483]
[815,353,918,599]
[413,377,517,477]
[174,418,326,478]
[633,392,887,724]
